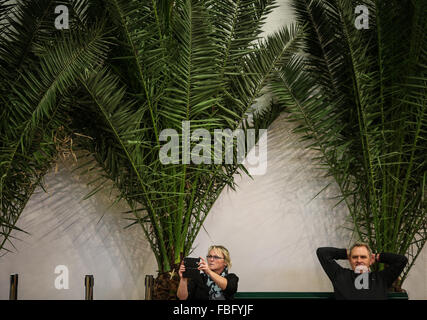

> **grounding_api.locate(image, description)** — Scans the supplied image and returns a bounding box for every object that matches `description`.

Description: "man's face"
[349,246,374,272]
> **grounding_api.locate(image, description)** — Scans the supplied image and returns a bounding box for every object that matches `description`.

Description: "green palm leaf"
[0,22,111,253]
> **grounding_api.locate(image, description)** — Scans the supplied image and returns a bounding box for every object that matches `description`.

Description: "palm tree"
[271,0,427,289]
[1,0,303,298]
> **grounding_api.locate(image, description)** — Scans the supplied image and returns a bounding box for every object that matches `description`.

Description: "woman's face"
[207,249,227,274]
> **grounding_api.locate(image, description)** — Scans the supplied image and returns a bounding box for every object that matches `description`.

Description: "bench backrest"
[234,292,408,299]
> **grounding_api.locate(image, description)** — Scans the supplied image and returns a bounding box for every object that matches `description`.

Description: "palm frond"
[0,0,60,85]
[0,23,111,254]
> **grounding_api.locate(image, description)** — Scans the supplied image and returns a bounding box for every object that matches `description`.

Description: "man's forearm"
[316,247,347,281]
[376,252,408,287]
[378,252,407,265]
[317,247,348,260]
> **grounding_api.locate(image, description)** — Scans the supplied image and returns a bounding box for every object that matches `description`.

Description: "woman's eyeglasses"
[206,255,224,260]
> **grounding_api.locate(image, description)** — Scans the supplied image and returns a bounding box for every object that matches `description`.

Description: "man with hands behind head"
[177,245,239,300]
[317,242,408,300]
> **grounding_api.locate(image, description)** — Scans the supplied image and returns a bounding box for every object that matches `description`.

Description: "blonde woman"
[177,245,239,300]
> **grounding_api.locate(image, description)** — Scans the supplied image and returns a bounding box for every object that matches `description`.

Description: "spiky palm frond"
[0,0,61,85]
[208,0,278,81]
[207,0,281,126]
[0,20,112,254]
[234,24,304,120]
[0,0,13,33]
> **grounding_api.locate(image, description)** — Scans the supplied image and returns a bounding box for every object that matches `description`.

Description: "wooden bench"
[234,292,408,299]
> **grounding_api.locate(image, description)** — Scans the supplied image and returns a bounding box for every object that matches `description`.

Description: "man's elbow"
[390,253,409,266]
[316,247,326,258]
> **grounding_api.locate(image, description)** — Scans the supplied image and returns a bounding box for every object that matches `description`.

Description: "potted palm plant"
[1,0,303,298]
[270,0,427,291]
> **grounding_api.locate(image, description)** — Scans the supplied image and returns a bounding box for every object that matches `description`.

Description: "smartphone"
[183,257,200,278]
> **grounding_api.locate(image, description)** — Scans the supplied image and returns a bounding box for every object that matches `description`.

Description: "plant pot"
[389,277,406,293]
[152,271,180,300]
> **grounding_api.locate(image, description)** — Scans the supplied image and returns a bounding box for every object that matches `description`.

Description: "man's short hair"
[349,242,372,256]
[208,245,232,269]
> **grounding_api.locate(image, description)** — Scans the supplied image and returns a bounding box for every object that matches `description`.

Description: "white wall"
[0,160,157,299]
[1,0,426,300]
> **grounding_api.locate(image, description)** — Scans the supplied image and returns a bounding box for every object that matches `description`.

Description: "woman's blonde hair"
[208,245,232,269]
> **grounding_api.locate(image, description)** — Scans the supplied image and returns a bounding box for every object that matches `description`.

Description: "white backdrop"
[1,0,426,299]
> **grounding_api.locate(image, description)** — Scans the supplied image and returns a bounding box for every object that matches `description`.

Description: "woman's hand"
[178,261,186,279]
[199,256,228,290]
[197,257,212,275]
